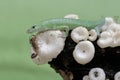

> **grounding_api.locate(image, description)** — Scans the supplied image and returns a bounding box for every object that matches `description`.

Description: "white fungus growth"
[97,31,113,48]
[30,47,51,65]
[101,17,115,31]
[31,30,66,65]
[97,17,120,48]
[107,23,120,32]
[89,68,106,80]
[73,41,95,65]
[71,26,89,43]
[83,75,90,80]
[114,71,120,80]
[64,14,79,19]
[32,54,51,65]
[31,47,40,65]
[110,31,120,47]
[88,29,97,41]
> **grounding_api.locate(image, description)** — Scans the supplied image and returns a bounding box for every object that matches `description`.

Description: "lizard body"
[27,18,105,36]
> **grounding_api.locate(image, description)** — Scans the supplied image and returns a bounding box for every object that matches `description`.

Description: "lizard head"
[27,25,40,34]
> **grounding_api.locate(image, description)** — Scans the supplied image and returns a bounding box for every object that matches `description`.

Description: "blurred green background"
[0,0,120,80]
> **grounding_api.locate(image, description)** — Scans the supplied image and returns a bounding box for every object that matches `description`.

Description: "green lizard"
[27,18,105,36]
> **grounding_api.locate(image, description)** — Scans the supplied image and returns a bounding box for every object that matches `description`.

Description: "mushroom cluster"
[30,30,66,65]
[28,15,120,80]
[71,26,97,43]
[82,68,120,80]
[64,14,97,65]
[70,26,97,65]
[97,17,120,48]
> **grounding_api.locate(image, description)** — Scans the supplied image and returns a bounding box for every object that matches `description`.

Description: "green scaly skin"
[27,18,105,36]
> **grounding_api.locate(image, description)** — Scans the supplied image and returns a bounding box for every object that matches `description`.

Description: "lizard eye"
[32,25,36,29]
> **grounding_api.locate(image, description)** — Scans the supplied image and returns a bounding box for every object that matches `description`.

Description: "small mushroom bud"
[73,41,95,65]
[83,75,90,80]
[71,26,89,43]
[101,17,114,31]
[97,31,113,48]
[114,71,120,80]
[88,29,97,41]
[64,14,79,19]
[89,68,106,80]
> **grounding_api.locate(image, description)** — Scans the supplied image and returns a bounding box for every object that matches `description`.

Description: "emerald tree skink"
[27,18,105,36]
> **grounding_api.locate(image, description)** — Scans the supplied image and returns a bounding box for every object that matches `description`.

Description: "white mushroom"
[114,71,120,80]
[101,17,114,31]
[89,68,106,80]
[32,54,51,65]
[30,47,40,65]
[83,75,90,80]
[97,31,113,48]
[88,29,97,41]
[110,31,120,47]
[31,30,66,65]
[98,17,120,48]
[107,23,120,33]
[71,26,89,43]
[73,41,95,65]
[64,14,79,19]
[30,47,51,65]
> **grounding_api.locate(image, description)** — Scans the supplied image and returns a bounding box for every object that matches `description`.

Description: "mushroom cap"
[107,23,120,32]
[36,30,66,59]
[30,30,66,65]
[73,41,95,65]
[71,26,89,43]
[64,14,79,19]
[30,47,51,65]
[83,75,90,80]
[114,71,120,80]
[110,31,120,47]
[97,31,113,48]
[101,17,114,31]
[88,29,97,41]
[105,17,114,24]
[89,68,106,80]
